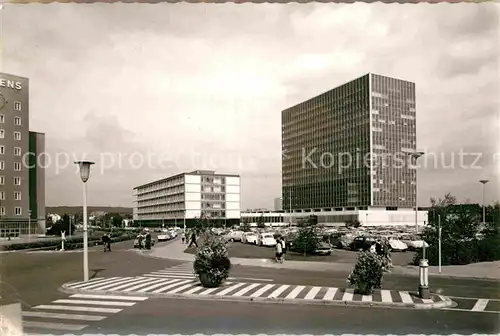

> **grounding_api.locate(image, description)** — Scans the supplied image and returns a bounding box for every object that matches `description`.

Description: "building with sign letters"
[0,73,46,238]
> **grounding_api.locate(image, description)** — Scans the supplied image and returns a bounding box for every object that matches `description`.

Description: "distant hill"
[47,206,133,215]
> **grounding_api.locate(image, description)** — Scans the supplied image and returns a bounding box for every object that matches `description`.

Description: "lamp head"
[479,179,489,184]
[75,161,95,183]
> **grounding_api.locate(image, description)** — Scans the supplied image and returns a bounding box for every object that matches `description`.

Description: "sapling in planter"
[347,251,384,295]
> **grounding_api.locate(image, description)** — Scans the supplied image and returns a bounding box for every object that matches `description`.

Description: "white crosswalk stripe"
[21,293,148,333]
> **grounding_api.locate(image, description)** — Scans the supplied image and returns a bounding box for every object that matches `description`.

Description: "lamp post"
[75,160,95,282]
[409,151,429,299]
[438,214,442,274]
[479,180,489,225]
[28,209,32,240]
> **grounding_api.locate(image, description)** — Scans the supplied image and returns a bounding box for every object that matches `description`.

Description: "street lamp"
[409,151,429,299]
[28,209,32,240]
[479,180,489,225]
[75,160,95,282]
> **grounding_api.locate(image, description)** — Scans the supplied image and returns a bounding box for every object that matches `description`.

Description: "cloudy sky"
[2,3,499,208]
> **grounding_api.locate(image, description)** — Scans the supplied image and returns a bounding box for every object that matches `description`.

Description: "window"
[0,129,4,139]
[14,147,21,156]
[0,145,4,155]
[0,114,4,123]
[0,160,4,170]
[0,207,4,216]
[15,207,22,215]
[14,162,21,171]
[14,117,21,126]
[0,175,3,185]
[14,101,21,111]
[0,191,4,200]
[14,132,21,140]
[14,192,21,201]
[14,177,21,185]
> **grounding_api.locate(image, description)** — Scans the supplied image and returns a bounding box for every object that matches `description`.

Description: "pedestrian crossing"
[21,293,147,333]
[443,297,500,314]
[64,274,446,306]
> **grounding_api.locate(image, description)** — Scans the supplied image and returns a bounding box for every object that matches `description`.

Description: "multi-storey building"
[281,73,427,226]
[273,197,283,211]
[0,73,46,237]
[133,170,241,227]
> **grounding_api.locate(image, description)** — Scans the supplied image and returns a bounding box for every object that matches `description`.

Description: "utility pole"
[479,180,489,225]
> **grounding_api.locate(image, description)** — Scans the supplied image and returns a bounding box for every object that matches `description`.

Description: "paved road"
[78,297,499,334]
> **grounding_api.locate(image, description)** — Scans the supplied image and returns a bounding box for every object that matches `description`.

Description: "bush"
[292,226,320,256]
[347,251,384,295]
[193,235,231,288]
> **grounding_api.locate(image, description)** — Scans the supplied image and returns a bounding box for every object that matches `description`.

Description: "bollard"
[61,231,66,251]
[418,258,430,299]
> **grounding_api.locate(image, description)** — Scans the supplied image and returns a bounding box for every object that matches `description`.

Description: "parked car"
[257,233,277,247]
[241,232,258,244]
[350,236,376,251]
[329,233,354,249]
[399,235,428,251]
[157,232,171,242]
[386,237,408,252]
[314,241,332,255]
[224,230,244,242]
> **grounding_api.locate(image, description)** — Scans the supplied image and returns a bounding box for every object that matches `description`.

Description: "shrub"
[193,235,231,288]
[292,226,320,256]
[347,251,384,295]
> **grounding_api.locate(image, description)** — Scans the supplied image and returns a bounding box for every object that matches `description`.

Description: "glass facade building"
[282,73,417,211]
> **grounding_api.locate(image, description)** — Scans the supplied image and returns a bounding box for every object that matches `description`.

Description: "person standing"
[275,238,283,263]
[145,231,152,250]
[188,230,198,248]
[280,237,287,262]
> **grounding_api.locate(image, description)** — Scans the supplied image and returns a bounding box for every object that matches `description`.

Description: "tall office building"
[273,197,283,211]
[133,170,241,227]
[282,73,417,213]
[0,73,46,237]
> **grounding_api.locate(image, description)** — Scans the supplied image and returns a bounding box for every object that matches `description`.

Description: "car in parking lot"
[399,234,428,251]
[157,232,171,242]
[350,236,376,251]
[257,233,277,247]
[314,241,332,255]
[241,232,258,244]
[224,230,244,242]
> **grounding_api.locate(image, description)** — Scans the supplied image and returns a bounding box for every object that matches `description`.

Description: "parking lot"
[185,240,415,266]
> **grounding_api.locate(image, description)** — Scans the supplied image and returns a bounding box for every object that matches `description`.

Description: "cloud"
[2,3,499,208]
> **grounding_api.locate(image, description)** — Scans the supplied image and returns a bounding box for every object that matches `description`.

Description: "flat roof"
[133,170,240,190]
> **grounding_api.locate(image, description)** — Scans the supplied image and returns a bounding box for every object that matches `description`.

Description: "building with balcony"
[281,73,426,227]
[133,170,241,227]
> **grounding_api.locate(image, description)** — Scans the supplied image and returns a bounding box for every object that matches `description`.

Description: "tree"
[293,226,320,256]
[257,214,265,229]
[47,213,75,236]
[413,193,500,266]
[345,219,361,228]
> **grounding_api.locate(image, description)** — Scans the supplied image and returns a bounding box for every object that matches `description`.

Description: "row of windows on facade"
[0,176,22,185]
[0,161,23,171]
[0,114,23,125]
[0,146,22,156]
[0,207,23,216]
[0,191,22,200]
[135,178,184,194]
[0,129,23,140]
[0,101,22,113]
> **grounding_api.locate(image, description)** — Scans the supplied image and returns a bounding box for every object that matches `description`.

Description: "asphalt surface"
[2,237,499,335]
[185,241,416,265]
[80,298,499,334]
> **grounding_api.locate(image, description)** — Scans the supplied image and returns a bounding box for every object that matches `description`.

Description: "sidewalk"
[145,239,500,281]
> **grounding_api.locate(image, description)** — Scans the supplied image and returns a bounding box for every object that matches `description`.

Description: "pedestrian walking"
[280,237,287,262]
[383,240,393,271]
[188,230,198,248]
[145,232,152,250]
[275,238,283,263]
[102,233,111,252]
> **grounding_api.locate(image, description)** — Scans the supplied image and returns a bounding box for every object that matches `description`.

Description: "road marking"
[448,295,500,301]
[122,279,167,292]
[68,277,104,287]
[69,294,147,301]
[199,287,219,295]
[167,283,196,294]
[145,274,195,279]
[399,291,413,304]
[268,285,290,298]
[23,321,88,331]
[341,291,353,301]
[183,286,205,295]
[138,279,180,292]
[322,288,337,301]
[442,307,500,314]
[107,278,154,292]
[381,290,392,303]
[304,286,321,300]
[151,279,192,293]
[216,283,247,296]
[286,285,306,299]
[69,277,120,289]
[34,305,122,314]
[22,311,105,321]
[250,284,275,298]
[53,299,135,307]
[151,271,193,275]
[472,299,489,311]
[233,283,260,297]
[77,277,133,290]
[361,294,372,302]
[228,277,274,282]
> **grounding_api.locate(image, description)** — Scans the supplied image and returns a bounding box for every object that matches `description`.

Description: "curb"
[60,282,453,310]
